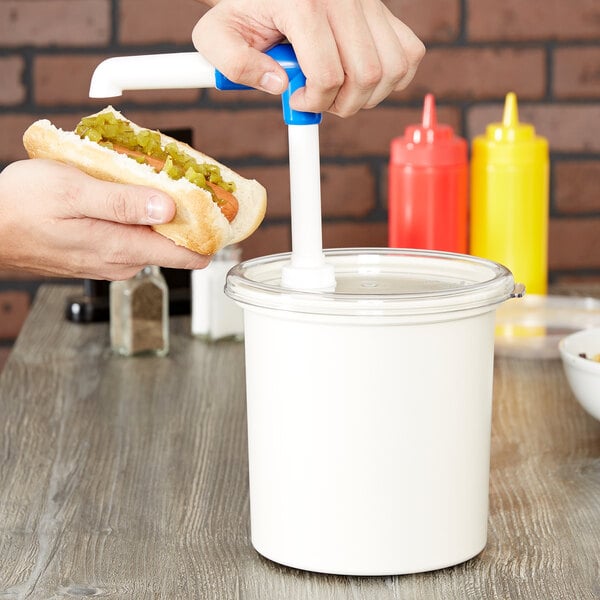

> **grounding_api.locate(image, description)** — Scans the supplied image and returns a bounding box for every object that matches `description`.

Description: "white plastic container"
[225,248,519,576]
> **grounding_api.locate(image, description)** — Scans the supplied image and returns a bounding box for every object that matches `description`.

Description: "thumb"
[192,15,288,95]
[72,175,176,225]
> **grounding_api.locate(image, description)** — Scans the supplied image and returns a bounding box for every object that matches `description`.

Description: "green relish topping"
[75,112,236,203]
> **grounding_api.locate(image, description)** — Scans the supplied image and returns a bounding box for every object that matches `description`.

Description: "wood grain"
[0,286,598,599]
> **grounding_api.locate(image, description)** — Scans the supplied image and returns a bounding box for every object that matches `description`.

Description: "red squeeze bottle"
[388,94,468,253]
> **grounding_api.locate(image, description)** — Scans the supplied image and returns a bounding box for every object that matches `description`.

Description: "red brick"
[119,0,208,44]
[467,0,600,41]
[385,0,461,42]
[0,56,25,106]
[554,46,600,99]
[237,164,376,219]
[239,224,291,259]
[0,112,91,163]
[403,47,546,101]
[0,291,30,341]
[34,55,200,107]
[549,218,600,270]
[321,106,461,158]
[34,55,109,107]
[0,114,42,162]
[243,223,389,256]
[554,161,600,214]
[323,222,388,249]
[320,164,377,218]
[240,222,390,258]
[0,1,110,47]
[236,165,289,218]
[122,88,201,105]
[467,104,600,153]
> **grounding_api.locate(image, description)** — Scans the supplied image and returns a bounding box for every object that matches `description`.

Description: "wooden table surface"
[0,285,599,600]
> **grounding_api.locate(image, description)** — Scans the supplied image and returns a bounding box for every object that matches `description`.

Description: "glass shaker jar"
[110,265,169,356]
[191,245,244,342]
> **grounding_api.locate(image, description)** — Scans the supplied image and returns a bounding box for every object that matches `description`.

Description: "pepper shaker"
[110,265,169,356]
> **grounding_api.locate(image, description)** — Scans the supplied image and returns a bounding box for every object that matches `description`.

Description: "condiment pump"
[90,44,335,291]
[388,93,468,253]
[470,92,549,294]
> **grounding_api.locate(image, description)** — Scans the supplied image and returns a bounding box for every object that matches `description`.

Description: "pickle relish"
[75,112,236,202]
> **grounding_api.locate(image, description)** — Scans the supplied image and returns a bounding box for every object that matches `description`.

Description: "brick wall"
[0,0,599,359]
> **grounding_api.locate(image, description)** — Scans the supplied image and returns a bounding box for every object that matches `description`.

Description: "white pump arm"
[89,52,216,98]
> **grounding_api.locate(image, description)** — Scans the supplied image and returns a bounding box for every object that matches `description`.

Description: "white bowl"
[559,327,600,421]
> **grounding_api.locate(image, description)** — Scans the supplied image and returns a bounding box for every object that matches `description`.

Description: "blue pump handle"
[214,44,322,126]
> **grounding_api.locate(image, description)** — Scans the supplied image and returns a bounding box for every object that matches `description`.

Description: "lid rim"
[225,248,515,318]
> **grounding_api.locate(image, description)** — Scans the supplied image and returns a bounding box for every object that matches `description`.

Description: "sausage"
[112,144,238,222]
[206,181,239,223]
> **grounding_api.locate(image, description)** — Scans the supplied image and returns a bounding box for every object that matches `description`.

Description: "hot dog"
[22,107,267,255]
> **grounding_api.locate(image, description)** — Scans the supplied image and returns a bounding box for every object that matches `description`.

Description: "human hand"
[193,0,425,118]
[0,159,210,280]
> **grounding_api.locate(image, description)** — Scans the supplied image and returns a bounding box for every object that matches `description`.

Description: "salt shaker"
[191,245,244,342]
[110,265,169,356]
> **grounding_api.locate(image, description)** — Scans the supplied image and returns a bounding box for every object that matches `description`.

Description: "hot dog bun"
[22,107,267,255]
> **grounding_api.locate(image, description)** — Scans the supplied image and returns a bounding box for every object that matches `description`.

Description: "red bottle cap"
[390,94,467,167]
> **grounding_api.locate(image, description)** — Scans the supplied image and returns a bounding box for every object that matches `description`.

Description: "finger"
[71,220,211,280]
[285,14,345,114]
[386,15,426,92]
[361,5,412,108]
[66,171,177,225]
[192,10,288,95]
[324,3,384,117]
[116,227,211,272]
[111,226,210,269]
[117,234,209,272]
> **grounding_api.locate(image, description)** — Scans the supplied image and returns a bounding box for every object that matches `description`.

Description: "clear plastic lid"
[225,249,517,318]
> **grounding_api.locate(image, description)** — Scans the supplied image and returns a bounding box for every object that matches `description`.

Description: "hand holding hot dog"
[22,108,267,256]
[193,0,425,117]
[0,159,210,280]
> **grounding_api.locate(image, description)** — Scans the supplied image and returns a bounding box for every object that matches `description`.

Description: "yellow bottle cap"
[474,92,548,163]
[486,92,535,142]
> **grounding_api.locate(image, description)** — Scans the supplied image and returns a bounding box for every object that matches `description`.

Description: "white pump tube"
[89,52,215,97]
[281,124,336,291]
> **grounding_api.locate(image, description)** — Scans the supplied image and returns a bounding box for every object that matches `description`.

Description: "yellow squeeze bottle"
[470,92,549,295]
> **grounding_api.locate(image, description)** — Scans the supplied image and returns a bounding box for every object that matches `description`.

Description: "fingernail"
[259,71,285,94]
[146,195,170,223]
